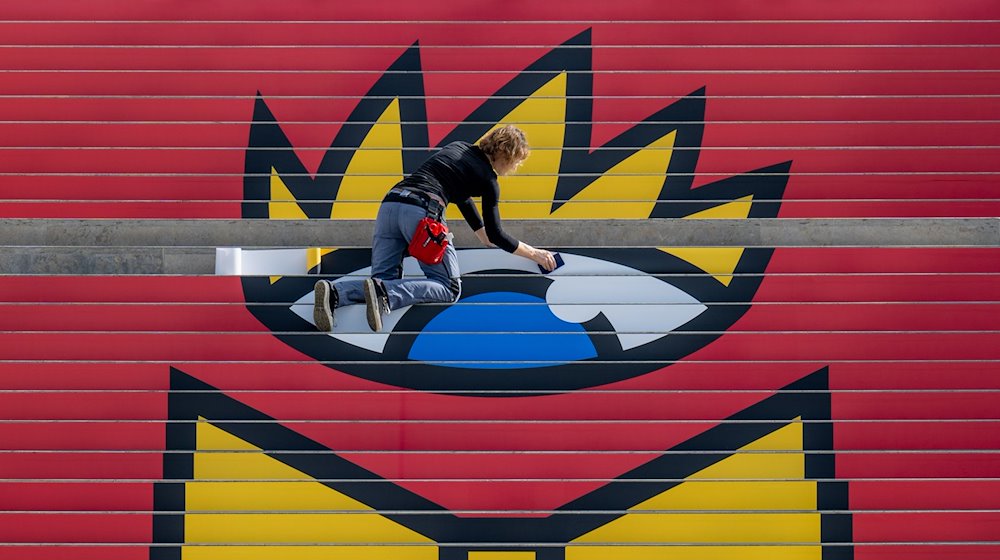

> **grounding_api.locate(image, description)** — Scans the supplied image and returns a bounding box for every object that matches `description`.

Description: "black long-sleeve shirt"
[395,141,520,253]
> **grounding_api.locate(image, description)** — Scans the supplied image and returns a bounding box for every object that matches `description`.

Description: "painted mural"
[233,32,788,394]
[0,2,998,560]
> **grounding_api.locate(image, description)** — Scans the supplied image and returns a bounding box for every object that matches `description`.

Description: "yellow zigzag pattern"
[265,73,754,283]
[179,419,820,559]
[183,418,435,559]
[266,73,750,222]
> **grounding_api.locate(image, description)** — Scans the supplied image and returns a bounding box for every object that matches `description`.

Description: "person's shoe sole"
[363,278,383,332]
[313,280,334,332]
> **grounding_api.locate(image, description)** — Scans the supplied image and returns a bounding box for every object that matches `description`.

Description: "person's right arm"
[456,197,484,233]
[469,226,553,270]
[477,181,520,253]
[479,185,556,270]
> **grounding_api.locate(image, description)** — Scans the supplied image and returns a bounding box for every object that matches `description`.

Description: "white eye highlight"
[543,259,705,351]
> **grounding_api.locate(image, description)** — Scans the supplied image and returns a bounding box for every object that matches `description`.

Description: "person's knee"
[372,266,402,282]
[447,278,461,302]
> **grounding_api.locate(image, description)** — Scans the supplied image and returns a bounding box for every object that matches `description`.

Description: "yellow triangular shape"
[267,171,309,284]
[492,73,566,219]
[446,73,568,221]
[568,420,822,560]
[659,247,745,286]
[551,131,676,219]
[181,420,436,560]
[268,167,309,220]
[332,99,405,219]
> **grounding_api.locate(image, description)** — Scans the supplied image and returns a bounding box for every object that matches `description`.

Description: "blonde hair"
[477,125,530,163]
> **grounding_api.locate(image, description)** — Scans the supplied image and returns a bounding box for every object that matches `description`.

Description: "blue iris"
[408,292,597,369]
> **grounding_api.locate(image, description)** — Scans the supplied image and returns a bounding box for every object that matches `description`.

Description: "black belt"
[384,188,447,217]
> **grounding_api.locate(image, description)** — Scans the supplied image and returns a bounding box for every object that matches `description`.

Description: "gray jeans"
[333,201,461,311]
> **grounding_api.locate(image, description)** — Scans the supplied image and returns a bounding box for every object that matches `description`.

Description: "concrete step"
[1,218,996,274]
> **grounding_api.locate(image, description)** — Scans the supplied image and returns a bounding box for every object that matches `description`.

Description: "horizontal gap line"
[4,44,1000,49]
[4,302,996,307]
[3,270,990,277]
[2,449,997,454]
[4,69,999,74]
[2,359,994,365]
[2,244,995,251]
[6,120,999,125]
[2,19,999,24]
[1,542,997,547]
[4,146,999,151]
[4,509,999,515]
[0,274,994,280]
[3,199,996,204]
[3,389,999,395]
[1,330,995,335]
[3,269,996,276]
[3,172,999,177]
[2,419,997,424]
[5,477,999,483]
[4,94,1000,100]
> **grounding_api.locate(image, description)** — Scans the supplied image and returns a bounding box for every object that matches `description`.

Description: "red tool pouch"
[408,217,452,265]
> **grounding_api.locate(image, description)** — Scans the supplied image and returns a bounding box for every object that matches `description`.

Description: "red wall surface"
[1,2,998,559]
[1,1,998,218]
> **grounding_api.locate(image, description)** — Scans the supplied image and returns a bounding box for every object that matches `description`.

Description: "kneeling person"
[314,125,556,332]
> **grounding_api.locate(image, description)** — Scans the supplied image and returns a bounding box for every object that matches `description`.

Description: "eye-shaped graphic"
[229,246,774,393]
[234,30,790,394]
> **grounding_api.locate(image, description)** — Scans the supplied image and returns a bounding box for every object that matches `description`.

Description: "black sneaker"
[363,277,390,332]
[313,280,337,332]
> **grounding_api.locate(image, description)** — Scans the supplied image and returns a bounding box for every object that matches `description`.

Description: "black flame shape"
[240,29,792,394]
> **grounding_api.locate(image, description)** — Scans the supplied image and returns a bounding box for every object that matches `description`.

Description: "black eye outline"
[238,247,775,396]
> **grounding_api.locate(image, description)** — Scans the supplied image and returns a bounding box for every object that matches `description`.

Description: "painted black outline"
[241,29,790,394]
[152,367,851,559]
[242,246,774,394]
[243,42,430,219]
